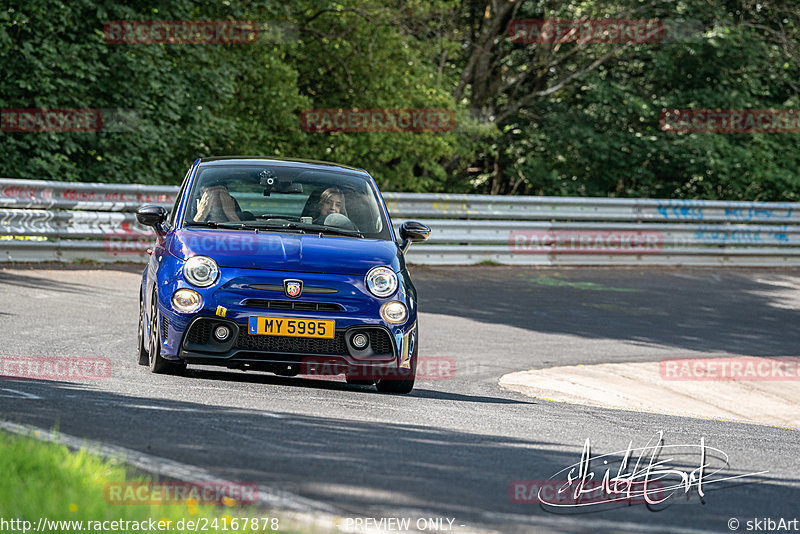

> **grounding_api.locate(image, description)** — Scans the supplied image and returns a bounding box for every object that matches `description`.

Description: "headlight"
[183,256,219,287]
[381,301,407,324]
[366,266,398,298]
[172,289,203,313]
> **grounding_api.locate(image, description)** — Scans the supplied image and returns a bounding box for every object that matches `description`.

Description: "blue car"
[136,157,430,393]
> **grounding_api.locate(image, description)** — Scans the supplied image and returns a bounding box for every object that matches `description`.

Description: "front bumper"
[155,263,418,372]
[179,316,405,365]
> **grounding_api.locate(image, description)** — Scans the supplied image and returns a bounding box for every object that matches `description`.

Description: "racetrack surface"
[1,264,799,533]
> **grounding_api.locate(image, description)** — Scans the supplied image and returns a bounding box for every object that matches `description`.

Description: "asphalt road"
[1,264,799,533]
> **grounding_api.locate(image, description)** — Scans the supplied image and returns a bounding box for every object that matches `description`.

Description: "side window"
[168,167,192,227]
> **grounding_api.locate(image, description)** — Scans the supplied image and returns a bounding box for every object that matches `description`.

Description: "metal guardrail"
[2,178,799,266]
[384,193,798,224]
[0,178,176,211]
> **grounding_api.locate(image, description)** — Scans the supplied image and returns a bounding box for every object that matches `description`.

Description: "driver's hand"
[217,189,240,222]
[194,190,214,221]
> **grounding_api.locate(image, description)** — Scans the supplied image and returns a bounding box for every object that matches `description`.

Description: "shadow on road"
[413,266,800,357]
[2,378,798,532]
[183,367,535,405]
[0,269,93,293]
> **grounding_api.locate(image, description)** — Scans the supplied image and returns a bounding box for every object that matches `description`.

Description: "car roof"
[197,156,368,175]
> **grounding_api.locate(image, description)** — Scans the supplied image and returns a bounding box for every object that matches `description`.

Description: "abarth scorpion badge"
[284,279,303,298]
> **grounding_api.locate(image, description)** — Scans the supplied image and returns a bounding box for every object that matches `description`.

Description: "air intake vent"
[186,320,213,344]
[368,329,394,357]
[242,299,343,312]
[235,330,348,355]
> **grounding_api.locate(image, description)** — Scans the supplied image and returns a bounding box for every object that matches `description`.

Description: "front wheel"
[375,369,415,394]
[148,289,186,375]
[375,355,416,394]
[137,292,149,366]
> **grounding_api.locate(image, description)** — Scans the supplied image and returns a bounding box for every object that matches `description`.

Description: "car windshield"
[182,164,392,240]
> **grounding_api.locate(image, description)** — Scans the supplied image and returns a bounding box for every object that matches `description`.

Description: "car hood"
[167,228,402,275]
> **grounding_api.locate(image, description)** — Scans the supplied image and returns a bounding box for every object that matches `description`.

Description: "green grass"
[0,429,297,533]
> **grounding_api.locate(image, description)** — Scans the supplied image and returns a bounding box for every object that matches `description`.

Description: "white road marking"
[500,360,800,430]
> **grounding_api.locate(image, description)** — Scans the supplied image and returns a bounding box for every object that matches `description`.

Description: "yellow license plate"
[248,316,335,339]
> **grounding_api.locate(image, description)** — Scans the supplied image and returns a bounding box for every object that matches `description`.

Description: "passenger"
[314,187,345,224]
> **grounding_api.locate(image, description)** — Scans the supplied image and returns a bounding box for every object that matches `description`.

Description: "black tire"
[148,289,186,375]
[375,367,415,394]
[137,291,149,366]
[375,350,416,394]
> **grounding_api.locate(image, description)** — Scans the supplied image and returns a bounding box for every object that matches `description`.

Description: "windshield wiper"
[184,221,220,228]
[184,220,362,237]
[184,220,303,233]
[215,221,271,231]
[254,221,307,234]
[319,227,364,238]
[253,221,363,237]
[293,223,364,238]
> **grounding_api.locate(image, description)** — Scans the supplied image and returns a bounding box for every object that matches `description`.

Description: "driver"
[193,183,241,223]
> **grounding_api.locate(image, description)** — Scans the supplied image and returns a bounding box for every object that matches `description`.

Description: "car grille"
[161,314,169,341]
[241,299,343,312]
[184,319,395,358]
[234,330,348,356]
[368,329,393,356]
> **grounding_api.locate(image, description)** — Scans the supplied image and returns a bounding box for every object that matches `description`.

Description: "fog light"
[380,301,407,324]
[352,333,369,349]
[172,289,202,313]
[214,325,231,341]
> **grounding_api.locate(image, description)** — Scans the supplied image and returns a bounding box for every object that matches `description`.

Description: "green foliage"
[454,0,800,200]
[0,430,284,532]
[0,0,465,189]
[0,0,798,200]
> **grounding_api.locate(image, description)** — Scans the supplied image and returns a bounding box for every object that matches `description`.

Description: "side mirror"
[399,221,430,253]
[136,205,168,236]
